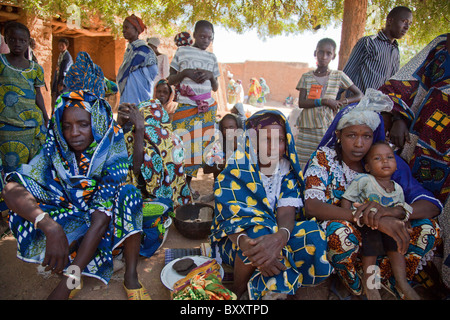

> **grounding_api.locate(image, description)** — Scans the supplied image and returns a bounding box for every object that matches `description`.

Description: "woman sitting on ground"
[1,53,149,300]
[303,89,442,299]
[210,109,332,300]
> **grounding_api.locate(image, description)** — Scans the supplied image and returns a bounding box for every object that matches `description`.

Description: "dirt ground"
[0,102,442,300]
[0,101,293,301]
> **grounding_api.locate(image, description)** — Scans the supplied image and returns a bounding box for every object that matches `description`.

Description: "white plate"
[160,255,224,290]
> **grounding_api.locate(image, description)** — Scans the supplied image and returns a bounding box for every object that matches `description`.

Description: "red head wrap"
[125,14,146,34]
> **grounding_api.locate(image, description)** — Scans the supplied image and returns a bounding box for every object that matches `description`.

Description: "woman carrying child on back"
[168,20,220,199]
[295,38,362,169]
[341,141,420,300]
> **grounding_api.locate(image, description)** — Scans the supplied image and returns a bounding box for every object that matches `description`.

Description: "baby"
[341,141,419,300]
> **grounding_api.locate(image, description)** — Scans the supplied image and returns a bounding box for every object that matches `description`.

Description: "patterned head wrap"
[247,112,285,132]
[337,89,393,131]
[64,52,106,98]
[174,31,193,47]
[125,14,146,34]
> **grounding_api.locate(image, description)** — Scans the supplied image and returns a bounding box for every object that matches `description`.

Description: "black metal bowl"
[173,203,214,239]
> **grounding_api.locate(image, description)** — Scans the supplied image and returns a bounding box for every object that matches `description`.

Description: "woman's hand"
[322,99,342,112]
[376,216,412,255]
[117,103,143,128]
[354,201,405,230]
[241,233,287,277]
[389,118,410,149]
[40,217,69,274]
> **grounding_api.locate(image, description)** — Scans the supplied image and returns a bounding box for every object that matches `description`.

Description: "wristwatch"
[396,203,413,222]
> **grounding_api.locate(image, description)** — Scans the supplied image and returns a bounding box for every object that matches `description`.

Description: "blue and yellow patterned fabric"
[7,90,142,284]
[210,109,332,300]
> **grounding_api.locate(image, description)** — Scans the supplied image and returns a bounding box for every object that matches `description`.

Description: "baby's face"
[364,143,397,178]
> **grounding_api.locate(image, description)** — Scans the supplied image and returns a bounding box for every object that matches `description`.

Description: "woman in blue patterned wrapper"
[117,14,158,105]
[210,109,332,300]
[1,53,150,300]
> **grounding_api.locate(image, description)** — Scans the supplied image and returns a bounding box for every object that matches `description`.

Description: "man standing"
[51,38,73,110]
[341,6,413,96]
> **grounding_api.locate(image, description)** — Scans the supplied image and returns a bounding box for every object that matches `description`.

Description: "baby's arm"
[340,198,353,209]
[167,67,197,86]
[35,87,49,125]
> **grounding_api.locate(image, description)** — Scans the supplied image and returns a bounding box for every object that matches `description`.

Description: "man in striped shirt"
[341,6,413,97]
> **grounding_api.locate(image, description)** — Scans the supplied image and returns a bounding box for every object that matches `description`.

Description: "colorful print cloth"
[304,102,442,297]
[0,54,47,174]
[7,90,142,284]
[379,33,450,289]
[210,109,332,300]
[124,99,191,257]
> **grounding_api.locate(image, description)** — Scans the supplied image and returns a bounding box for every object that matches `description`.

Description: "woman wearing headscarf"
[304,89,442,299]
[117,14,158,105]
[153,79,177,121]
[210,109,332,300]
[247,78,261,106]
[1,52,149,300]
[257,77,270,106]
[379,34,450,290]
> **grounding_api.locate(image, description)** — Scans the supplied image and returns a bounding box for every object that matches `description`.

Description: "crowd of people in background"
[0,4,448,301]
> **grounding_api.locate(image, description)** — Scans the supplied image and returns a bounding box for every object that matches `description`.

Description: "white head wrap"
[337,89,393,131]
[147,37,160,47]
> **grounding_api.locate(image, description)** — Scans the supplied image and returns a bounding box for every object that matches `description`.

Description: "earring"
[337,139,341,144]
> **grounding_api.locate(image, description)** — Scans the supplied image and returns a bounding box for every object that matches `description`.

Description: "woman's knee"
[90,211,111,234]
[326,220,361,253]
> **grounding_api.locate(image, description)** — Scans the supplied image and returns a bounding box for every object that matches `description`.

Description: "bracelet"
[351,208,364,227]
[279,227,291,242]
[34,212,48,229]
[396,203,413,222]
[314,98,322,107]
[236,233,248,248]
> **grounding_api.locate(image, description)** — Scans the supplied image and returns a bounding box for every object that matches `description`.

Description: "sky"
[213,26,342,69]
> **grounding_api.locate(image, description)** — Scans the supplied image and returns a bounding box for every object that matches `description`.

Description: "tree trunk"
[338,0,368,70]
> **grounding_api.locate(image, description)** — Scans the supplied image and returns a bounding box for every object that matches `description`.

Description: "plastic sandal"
[68,279,83,300]
[123,281,151,300]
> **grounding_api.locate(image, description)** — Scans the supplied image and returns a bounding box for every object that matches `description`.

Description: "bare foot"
[47,278,72,300]
[396,280,421,300]
[364,287,382,300]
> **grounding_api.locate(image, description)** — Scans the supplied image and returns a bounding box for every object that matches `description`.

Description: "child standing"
[341,141,420,300]
[295,38,362,169]
[168,20,220,199]
[0,21,48,177]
